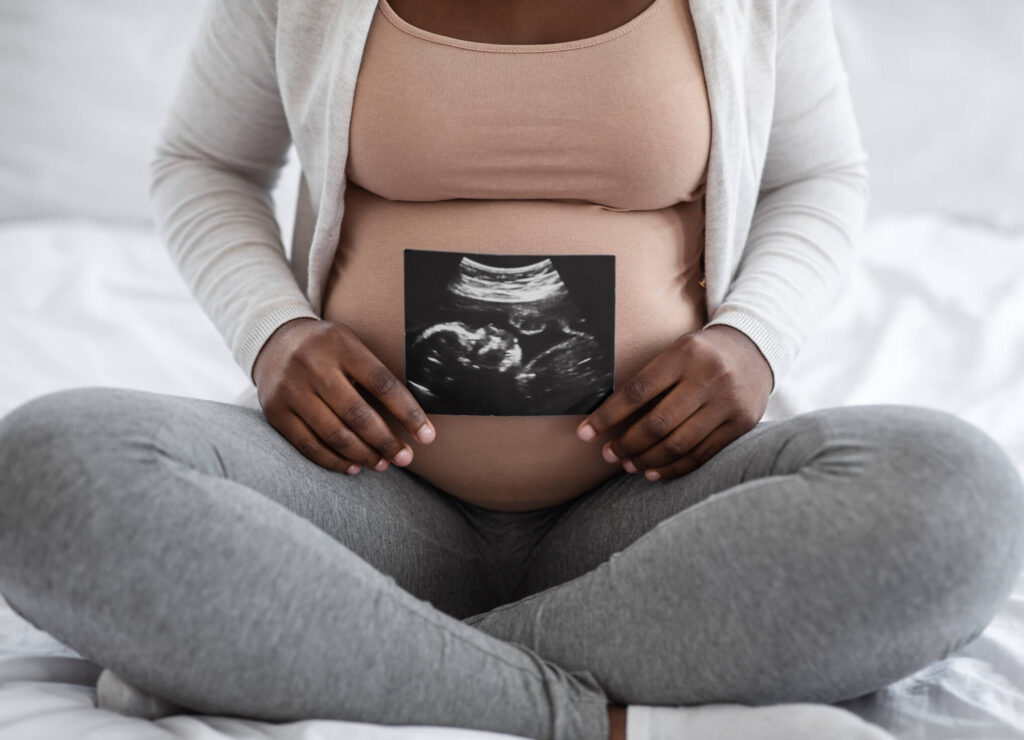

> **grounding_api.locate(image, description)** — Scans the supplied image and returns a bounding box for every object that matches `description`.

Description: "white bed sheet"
[1,214,1022,738]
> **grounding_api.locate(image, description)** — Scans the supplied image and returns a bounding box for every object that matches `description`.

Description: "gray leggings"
[1,387,1023,740]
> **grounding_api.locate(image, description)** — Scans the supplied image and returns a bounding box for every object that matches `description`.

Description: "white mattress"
[1,214,1022,738]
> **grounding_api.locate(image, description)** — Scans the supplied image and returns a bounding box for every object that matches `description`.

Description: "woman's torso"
[322,0,711,511]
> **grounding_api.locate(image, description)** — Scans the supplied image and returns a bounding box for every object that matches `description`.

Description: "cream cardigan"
[151,0,869,398]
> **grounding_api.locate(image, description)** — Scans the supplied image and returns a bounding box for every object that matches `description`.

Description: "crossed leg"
[464,404,1024,707]
[0,387,610,740]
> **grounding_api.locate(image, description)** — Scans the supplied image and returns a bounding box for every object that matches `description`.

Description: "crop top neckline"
[376,0,671,54]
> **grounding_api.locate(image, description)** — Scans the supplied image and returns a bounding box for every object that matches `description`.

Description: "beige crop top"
[322,0,712,511]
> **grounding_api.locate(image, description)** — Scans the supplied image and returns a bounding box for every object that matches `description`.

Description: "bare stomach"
[323,183,706,511]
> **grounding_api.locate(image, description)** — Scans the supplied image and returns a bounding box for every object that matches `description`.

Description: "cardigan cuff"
[702,309,789,396]
[237,303,322,385]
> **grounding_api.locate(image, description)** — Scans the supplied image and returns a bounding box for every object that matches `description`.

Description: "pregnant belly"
[323,183,707,511]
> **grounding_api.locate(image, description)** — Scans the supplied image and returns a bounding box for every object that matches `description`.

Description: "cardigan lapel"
[688,0,735,319]
[288,0,380,315]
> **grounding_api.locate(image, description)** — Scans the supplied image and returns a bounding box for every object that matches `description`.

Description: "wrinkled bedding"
[0,214,1022,738]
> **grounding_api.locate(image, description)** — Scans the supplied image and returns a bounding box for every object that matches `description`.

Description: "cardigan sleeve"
[703,0,871,396]
[150,0,320,385]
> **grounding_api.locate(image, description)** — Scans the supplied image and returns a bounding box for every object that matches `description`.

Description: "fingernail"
[416,423,435,443]
[346,464,361,475]
[393,448,412,466]
[645,469,661,481]
[577,423,596,442]
[373,458,389,472]
[623,459,638,474]
[602,445,620,463]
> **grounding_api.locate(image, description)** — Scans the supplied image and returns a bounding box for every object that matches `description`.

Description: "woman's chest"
[384,0,661,45]
[351,0,710,210]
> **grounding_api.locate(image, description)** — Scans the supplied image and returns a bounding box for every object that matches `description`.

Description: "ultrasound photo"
[404,249,615,416]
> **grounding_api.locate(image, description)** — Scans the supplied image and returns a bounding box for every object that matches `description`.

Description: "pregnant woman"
[1,0,1022,739]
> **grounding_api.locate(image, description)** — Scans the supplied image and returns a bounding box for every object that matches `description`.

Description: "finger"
[276,410,362,475]
[339,340,436,445]
[290,389,383,471]
[576,357,680,443]
[625,403,724,472]
[315,378,413,468]
[643,419,739,482]
[603,381,704,464]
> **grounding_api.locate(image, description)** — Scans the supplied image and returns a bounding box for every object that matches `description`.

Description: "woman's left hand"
[575,325,774,482]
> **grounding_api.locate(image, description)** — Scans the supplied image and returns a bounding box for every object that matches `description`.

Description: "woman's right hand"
[251,317,436,475]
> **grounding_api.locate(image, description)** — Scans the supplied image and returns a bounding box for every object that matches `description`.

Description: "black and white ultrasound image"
[404,249,615,416]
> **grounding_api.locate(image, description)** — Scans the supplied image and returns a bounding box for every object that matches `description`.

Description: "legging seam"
[470,559,611,625]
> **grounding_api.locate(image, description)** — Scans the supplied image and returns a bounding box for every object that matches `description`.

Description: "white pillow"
[0,2,211,224]
[832,0,1024,230]
[0,1,303,244]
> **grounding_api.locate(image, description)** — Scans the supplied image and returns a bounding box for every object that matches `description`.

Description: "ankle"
[607,704,627,740]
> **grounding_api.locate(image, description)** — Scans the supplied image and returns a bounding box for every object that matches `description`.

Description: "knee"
[873,404,1023,555]
[0,387,159,519]
[0,388,83,498]
[838,404,1024,643]
[920,405,1023,591]
[0,387,160,630]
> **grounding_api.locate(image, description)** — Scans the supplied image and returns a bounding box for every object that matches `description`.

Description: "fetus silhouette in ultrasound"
[404,250,615,416]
